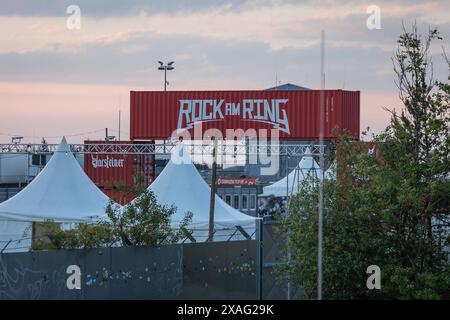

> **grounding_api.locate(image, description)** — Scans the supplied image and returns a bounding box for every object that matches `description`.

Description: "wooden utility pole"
[208,137,218,241]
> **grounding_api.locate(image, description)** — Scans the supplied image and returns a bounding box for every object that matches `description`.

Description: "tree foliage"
[279,23,450,299]
[33,189,193,250]
[105,190,193,247]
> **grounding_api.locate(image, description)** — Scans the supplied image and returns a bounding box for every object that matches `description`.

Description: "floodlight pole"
[158,61,174,91]
[318,29,325,301]
[164,67,167,92]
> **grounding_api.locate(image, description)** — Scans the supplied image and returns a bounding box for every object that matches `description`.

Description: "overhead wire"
[0,129,105,140]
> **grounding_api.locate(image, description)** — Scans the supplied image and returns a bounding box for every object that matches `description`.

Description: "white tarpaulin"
[261,147,323,197]
[0,137,115,252]
[147,144,258,242]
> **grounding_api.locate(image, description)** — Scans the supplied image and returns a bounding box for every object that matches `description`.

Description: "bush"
[33,190,192,250]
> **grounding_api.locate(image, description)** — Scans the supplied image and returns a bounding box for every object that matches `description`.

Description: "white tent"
[261,147,323,197]
[324,160,337,180]
[146,144,258,242]
[0,137,114,252]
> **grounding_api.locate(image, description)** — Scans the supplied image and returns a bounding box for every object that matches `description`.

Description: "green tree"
[32,220,114,250]
[105,172,193,246]
[33,175,193,249]
[105,190,193,247]
[279,23,450,299]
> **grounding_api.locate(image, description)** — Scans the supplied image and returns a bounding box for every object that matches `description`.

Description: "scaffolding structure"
[0,141,324,156]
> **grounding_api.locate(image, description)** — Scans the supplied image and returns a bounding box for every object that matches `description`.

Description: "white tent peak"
[0,137,115,223]
[170,143,192,166]
[299,147,320,169]
[56,136,70,153]
[144,142,257,240]
[261,147,322,197]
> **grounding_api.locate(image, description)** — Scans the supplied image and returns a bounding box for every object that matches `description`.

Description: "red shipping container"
[84,140,155,204]
[130,90,360,141]
[101,189,136,206]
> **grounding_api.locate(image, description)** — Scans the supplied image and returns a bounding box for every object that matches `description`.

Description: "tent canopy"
[0,137,113,223]
[146,144,257,232]
[261,147,323,197]
[324,160,337,180]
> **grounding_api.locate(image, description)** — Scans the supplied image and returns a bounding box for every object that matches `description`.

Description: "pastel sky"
[0,0,449,143]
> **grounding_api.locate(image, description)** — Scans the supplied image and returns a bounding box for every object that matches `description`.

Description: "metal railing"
[0,225,256,253]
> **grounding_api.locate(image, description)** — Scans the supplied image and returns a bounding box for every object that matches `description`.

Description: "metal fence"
[182,240,257,299]
[0,245,183,299]
[0,237,290,300]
